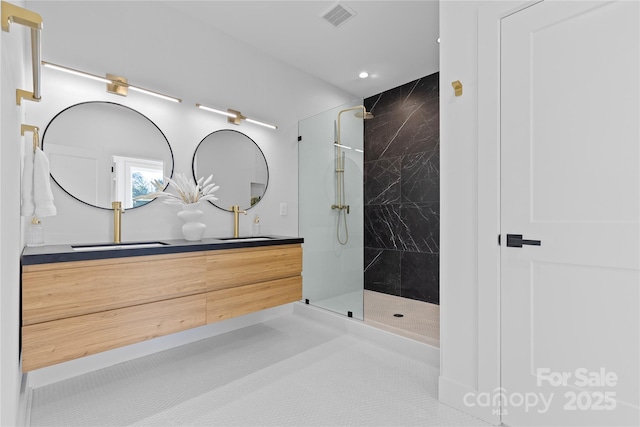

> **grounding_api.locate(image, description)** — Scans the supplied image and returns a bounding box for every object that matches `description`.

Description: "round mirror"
[42,102,173,210]
[192,129,268,211]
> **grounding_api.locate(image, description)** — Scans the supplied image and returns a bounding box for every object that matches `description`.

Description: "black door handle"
[506,234,541,248]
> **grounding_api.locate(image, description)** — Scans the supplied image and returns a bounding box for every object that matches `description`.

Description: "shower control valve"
[331,204,350,214]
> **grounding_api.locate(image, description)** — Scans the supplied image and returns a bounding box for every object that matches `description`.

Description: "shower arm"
[336,105,366,147]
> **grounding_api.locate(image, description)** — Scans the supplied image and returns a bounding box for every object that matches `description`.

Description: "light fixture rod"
[196,104,237,118]
[245,117,278,130]
[196,104,278,130]
[128,85,181,103]
[42,61,181,103]
[43,61,110,83]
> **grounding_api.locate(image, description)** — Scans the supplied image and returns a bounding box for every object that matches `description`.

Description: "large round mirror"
[42,102,174,210]
[192,129,268,211]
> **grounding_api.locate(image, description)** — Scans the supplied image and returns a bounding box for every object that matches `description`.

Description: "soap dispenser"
[27,217,44,247]
[252,215,261,236]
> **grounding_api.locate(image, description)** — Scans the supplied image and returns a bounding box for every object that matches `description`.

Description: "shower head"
[354,110,374,119]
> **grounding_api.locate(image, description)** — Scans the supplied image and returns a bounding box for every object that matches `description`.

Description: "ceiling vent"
[321,2,356,28]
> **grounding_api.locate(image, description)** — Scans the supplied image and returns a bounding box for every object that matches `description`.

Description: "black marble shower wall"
[363,72,439,305]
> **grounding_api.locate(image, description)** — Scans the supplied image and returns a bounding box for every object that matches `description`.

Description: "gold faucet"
[112,201,124,243]
[231,205,247,238]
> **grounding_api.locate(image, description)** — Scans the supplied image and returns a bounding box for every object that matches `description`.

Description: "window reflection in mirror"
[192,129,268,211]
[42,102,173,210]
[112,156,164,208]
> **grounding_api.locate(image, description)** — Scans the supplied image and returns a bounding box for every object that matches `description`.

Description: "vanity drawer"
[22,252,207,325]
[206,275,302,324]
[22,293,206,372]
[205,244,302,291]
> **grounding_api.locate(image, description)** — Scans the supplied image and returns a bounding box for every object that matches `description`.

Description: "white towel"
[21,147,35,217]
[33,148,56,217]
[22,147,56,218]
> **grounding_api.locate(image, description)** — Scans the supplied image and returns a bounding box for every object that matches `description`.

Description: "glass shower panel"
[298,100,364,320]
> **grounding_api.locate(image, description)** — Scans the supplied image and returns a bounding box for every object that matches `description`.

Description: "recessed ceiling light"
[359,71,369,79]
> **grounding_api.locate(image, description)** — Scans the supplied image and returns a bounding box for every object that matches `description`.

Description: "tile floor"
[28,307,486,427]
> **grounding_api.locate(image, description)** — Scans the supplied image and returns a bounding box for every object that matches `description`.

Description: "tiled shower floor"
[364,290,440,347]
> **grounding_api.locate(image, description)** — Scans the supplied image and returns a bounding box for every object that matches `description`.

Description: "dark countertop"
[21,236,304,265]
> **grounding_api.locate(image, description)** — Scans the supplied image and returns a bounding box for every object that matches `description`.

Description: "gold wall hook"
[20,124,38,136]
[21,124,40,152]
[451,80,463,97]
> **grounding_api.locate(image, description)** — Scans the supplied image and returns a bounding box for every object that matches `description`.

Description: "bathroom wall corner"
[0,0,29,423]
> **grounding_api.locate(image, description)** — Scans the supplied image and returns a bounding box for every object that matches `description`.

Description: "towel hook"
[451,80,463,97]
[21,124,40,152]
[2,1,43,104]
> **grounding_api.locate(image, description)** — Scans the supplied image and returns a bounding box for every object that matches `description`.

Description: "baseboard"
[27,303,293,389]
[438,376,501,425]
[293,302,439,367]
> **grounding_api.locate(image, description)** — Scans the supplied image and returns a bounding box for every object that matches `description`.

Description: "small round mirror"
[42,102,174,210]
[192,129,268,211]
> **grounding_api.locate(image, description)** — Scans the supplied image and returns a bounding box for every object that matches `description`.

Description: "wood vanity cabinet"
[21,244,302,372]
[204,245,303,323]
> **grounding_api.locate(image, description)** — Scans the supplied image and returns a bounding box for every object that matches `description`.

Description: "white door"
[47,144,100,206]
[501,1,639,426]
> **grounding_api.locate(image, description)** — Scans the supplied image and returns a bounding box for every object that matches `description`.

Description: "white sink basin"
[72,242,167,252]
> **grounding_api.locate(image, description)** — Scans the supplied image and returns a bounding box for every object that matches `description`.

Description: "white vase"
[177,203,206,241]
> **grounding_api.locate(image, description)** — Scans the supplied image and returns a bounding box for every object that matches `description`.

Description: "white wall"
[438,0,481,415]
[24,0,354,245]
[1,0,28,424]
[439,1,528,424]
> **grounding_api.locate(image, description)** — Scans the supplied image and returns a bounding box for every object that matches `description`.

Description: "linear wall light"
[42,61,182,103]
[195,104,237,118]
[196,103,278,130]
